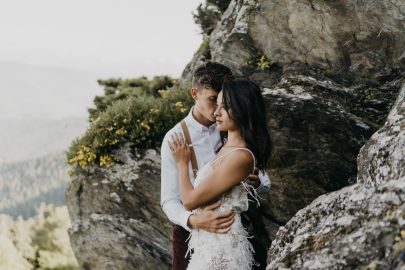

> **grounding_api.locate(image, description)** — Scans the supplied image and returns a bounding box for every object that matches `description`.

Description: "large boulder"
[262,75,372,225]
[182,0,404,245]
[266,82,405,269]
[267,178,405,269]
[65,146,171,270]
[357,84,405,186]
[255,74,401,241]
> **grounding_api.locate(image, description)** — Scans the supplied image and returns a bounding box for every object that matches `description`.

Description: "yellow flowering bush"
[67,145,96,168]
[99,154,114,167]
[66,77,193,174]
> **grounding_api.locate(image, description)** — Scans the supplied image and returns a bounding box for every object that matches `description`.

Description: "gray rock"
[181,47,209,84]
[259,74,401,232]
[357,83,405,186]
[65,147,172,270]
[209,0,259,76]
[266,82,405,269]
[184,0,405,84]
[181,0,404,246]
[267,178,405,270]
[249,0,405,81]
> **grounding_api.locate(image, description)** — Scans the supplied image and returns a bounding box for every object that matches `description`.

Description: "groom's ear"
[191,88,199,100]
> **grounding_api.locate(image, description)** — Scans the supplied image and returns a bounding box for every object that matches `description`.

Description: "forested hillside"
[0,204,78,270]
[0,152,69,219]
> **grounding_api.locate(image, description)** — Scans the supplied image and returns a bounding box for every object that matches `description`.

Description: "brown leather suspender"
[180,120,198,178]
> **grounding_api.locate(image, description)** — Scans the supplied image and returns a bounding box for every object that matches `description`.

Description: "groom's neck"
[192,107,215,128]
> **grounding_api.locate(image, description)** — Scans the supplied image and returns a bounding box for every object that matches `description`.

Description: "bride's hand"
[168,132,191,166]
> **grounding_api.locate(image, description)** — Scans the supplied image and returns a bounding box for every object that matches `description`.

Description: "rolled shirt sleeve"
[256,170,271,194]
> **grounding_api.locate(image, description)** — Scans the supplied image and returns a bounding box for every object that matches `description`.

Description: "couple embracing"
[160,62,271,270]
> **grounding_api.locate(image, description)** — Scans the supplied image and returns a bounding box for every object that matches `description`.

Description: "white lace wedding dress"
[186,148,258,270]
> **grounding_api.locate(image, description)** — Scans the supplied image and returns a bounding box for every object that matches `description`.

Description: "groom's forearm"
[178,163,195,210]
[186,205,235,233]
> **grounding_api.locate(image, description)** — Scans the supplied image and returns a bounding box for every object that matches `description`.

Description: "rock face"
[267,179,405,269]
[266,82,405,269]
[261,75,373,225]
[249,0,405,80]
[207,0,405,83]
[250,72,401,251]
[65,0,405,269]
[183,0,404,249]
[65,147,171,270]
[357,87,405,186]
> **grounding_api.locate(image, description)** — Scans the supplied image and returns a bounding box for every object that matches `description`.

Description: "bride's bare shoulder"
[218,149,254,173]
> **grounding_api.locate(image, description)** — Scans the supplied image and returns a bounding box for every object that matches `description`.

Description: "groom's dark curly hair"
[192,61,234,92]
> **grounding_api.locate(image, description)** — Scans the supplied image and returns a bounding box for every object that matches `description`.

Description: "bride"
[169,78,271,270]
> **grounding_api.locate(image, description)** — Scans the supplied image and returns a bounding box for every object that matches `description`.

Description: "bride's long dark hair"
[219,79,271,172]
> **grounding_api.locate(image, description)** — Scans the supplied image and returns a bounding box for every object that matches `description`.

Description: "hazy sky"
[0,0,203,77]
[0,0,204,121]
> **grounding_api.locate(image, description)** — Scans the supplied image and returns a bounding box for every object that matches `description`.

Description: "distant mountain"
[0,152,70,219]
[0,117,88,164]
[0,61,98,218]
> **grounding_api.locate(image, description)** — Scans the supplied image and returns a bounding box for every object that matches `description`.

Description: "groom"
[160,61,270,270]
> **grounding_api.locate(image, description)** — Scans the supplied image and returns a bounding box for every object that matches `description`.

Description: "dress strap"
[211,147,262,207]
[210,147,256,174]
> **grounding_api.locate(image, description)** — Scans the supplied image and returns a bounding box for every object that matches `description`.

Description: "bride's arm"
[178,151,253,211]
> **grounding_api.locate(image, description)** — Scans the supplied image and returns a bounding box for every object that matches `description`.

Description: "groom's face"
[192,86,219,123]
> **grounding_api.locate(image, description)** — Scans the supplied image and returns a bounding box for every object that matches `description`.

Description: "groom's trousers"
[172,224,190,270]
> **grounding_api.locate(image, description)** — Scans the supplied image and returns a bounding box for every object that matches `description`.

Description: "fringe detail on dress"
[187,214,256,270]
[241,182,263,207]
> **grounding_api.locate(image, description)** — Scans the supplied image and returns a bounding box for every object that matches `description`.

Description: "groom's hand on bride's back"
[244,168,260,188]
[187,201,235,233]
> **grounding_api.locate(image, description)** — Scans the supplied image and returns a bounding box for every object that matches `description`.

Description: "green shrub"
[66,78,193,173]
[88,76,175,121]
[193,4,221,35]
[193,0,232,35]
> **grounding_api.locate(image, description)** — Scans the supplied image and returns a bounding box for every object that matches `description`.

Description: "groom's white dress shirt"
[160,107,271,231]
